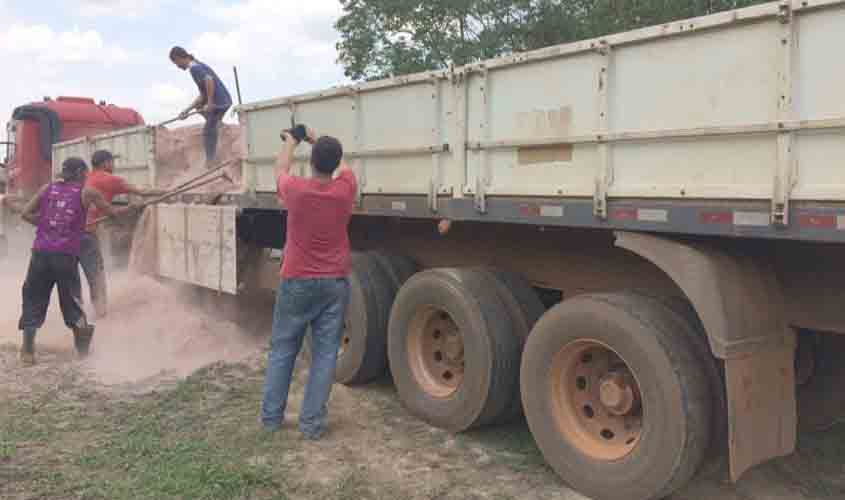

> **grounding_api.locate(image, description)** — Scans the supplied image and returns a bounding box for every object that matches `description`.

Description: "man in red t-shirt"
[82,150,160,318]
[261,126,357,439]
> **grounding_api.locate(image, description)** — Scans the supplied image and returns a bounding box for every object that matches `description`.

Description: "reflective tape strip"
[798,214,837,228]
[700,211,733,224]
[734,212,770,227]
[611,208,638,220]
[638,209,668,223]
[540,205,564,217]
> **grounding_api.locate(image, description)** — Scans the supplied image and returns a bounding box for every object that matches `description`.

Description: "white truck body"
[49,0,845,266]
[51,125,158,189]
[43,2,845,498]
[231,0,845,240]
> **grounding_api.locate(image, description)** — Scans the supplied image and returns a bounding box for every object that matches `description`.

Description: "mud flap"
[725,332,797,482]
[155,203,238,294]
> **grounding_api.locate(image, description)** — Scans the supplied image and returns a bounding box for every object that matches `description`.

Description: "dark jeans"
[203,107,229,164]
[19,251,87,331]
[261,277,351,437]
[79,232,107,318]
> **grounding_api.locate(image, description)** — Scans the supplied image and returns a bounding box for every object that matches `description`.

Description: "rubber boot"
[20,328,36,366]
[72,324,95,359]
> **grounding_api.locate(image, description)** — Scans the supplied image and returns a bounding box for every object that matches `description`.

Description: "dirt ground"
[1,257,844,500]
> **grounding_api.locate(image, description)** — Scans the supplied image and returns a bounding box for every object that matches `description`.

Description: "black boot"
[20,328,36,366]
[72,324,95,359]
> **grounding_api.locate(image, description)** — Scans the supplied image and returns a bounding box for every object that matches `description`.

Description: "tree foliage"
[335,0,769,81]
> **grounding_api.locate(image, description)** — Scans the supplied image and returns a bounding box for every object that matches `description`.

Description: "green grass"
[0,362,286,500]
[77,424,277,499]
[1,360,443,500]
[0,436,15,460]
[6,352,845,500]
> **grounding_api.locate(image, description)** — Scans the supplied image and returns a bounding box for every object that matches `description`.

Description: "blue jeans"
[261,277,350,437]
[202,106,228,164]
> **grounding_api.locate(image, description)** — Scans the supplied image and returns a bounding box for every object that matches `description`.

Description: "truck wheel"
[484,269,545,341]
[388,268,521,431]
[653,295,728,466]
[521,293,712,500]
[335,254,393,385]
[369,252,417,290]
[484,269,545,422]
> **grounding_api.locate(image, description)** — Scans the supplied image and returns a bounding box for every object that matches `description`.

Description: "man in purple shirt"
[18,157,122,366]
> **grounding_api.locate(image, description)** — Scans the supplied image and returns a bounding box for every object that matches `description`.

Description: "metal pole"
[233,66,243,106]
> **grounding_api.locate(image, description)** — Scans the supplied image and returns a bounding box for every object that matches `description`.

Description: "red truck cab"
[2,96,144,198]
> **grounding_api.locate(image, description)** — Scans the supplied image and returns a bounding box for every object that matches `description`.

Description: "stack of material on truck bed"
[154,124,243,191]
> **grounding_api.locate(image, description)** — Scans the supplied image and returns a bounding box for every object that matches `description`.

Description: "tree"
[335,0,769,81]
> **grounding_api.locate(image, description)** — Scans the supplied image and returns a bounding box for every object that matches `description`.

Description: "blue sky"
[0,0,348,129]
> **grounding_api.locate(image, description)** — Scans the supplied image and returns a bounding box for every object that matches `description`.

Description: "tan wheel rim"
[550,339,644,461]
[407,306,465,398]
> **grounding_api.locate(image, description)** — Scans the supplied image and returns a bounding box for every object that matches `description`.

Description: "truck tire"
[368,251,417,378]
[335,253,394,385]
[484,269,545,341]
[369,252,417,290]
[483,269,545,421]
[651,294,728,466]
[521,293,712,500]
[388,268,521,431]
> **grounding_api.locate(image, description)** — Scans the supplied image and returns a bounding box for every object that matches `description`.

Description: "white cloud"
[189,0,347,99]
[0,2,349,147]
[0,24,130,64]
[144,82,205,124]
[77,0,158,18]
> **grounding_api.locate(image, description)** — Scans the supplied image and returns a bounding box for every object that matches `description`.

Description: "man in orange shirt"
[82,150,159,318]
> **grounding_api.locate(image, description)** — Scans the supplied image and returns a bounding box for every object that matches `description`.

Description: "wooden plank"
[154,204,237,294]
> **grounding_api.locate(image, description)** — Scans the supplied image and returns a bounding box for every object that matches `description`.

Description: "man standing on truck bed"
[82,149,160,319]
[18,157,124,366]
[169,46,232,166]
[261,125,357,440]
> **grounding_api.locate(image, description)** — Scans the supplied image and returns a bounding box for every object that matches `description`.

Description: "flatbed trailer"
[47,2,845,499]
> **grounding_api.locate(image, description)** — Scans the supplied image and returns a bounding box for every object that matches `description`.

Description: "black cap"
[91,150,119,167]
[61,157,88,180]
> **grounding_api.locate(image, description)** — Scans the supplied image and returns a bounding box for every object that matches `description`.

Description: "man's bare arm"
[275,131,298,179]
[83,188,121,220]
[180,95,205,119]
[21,185,49,226]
